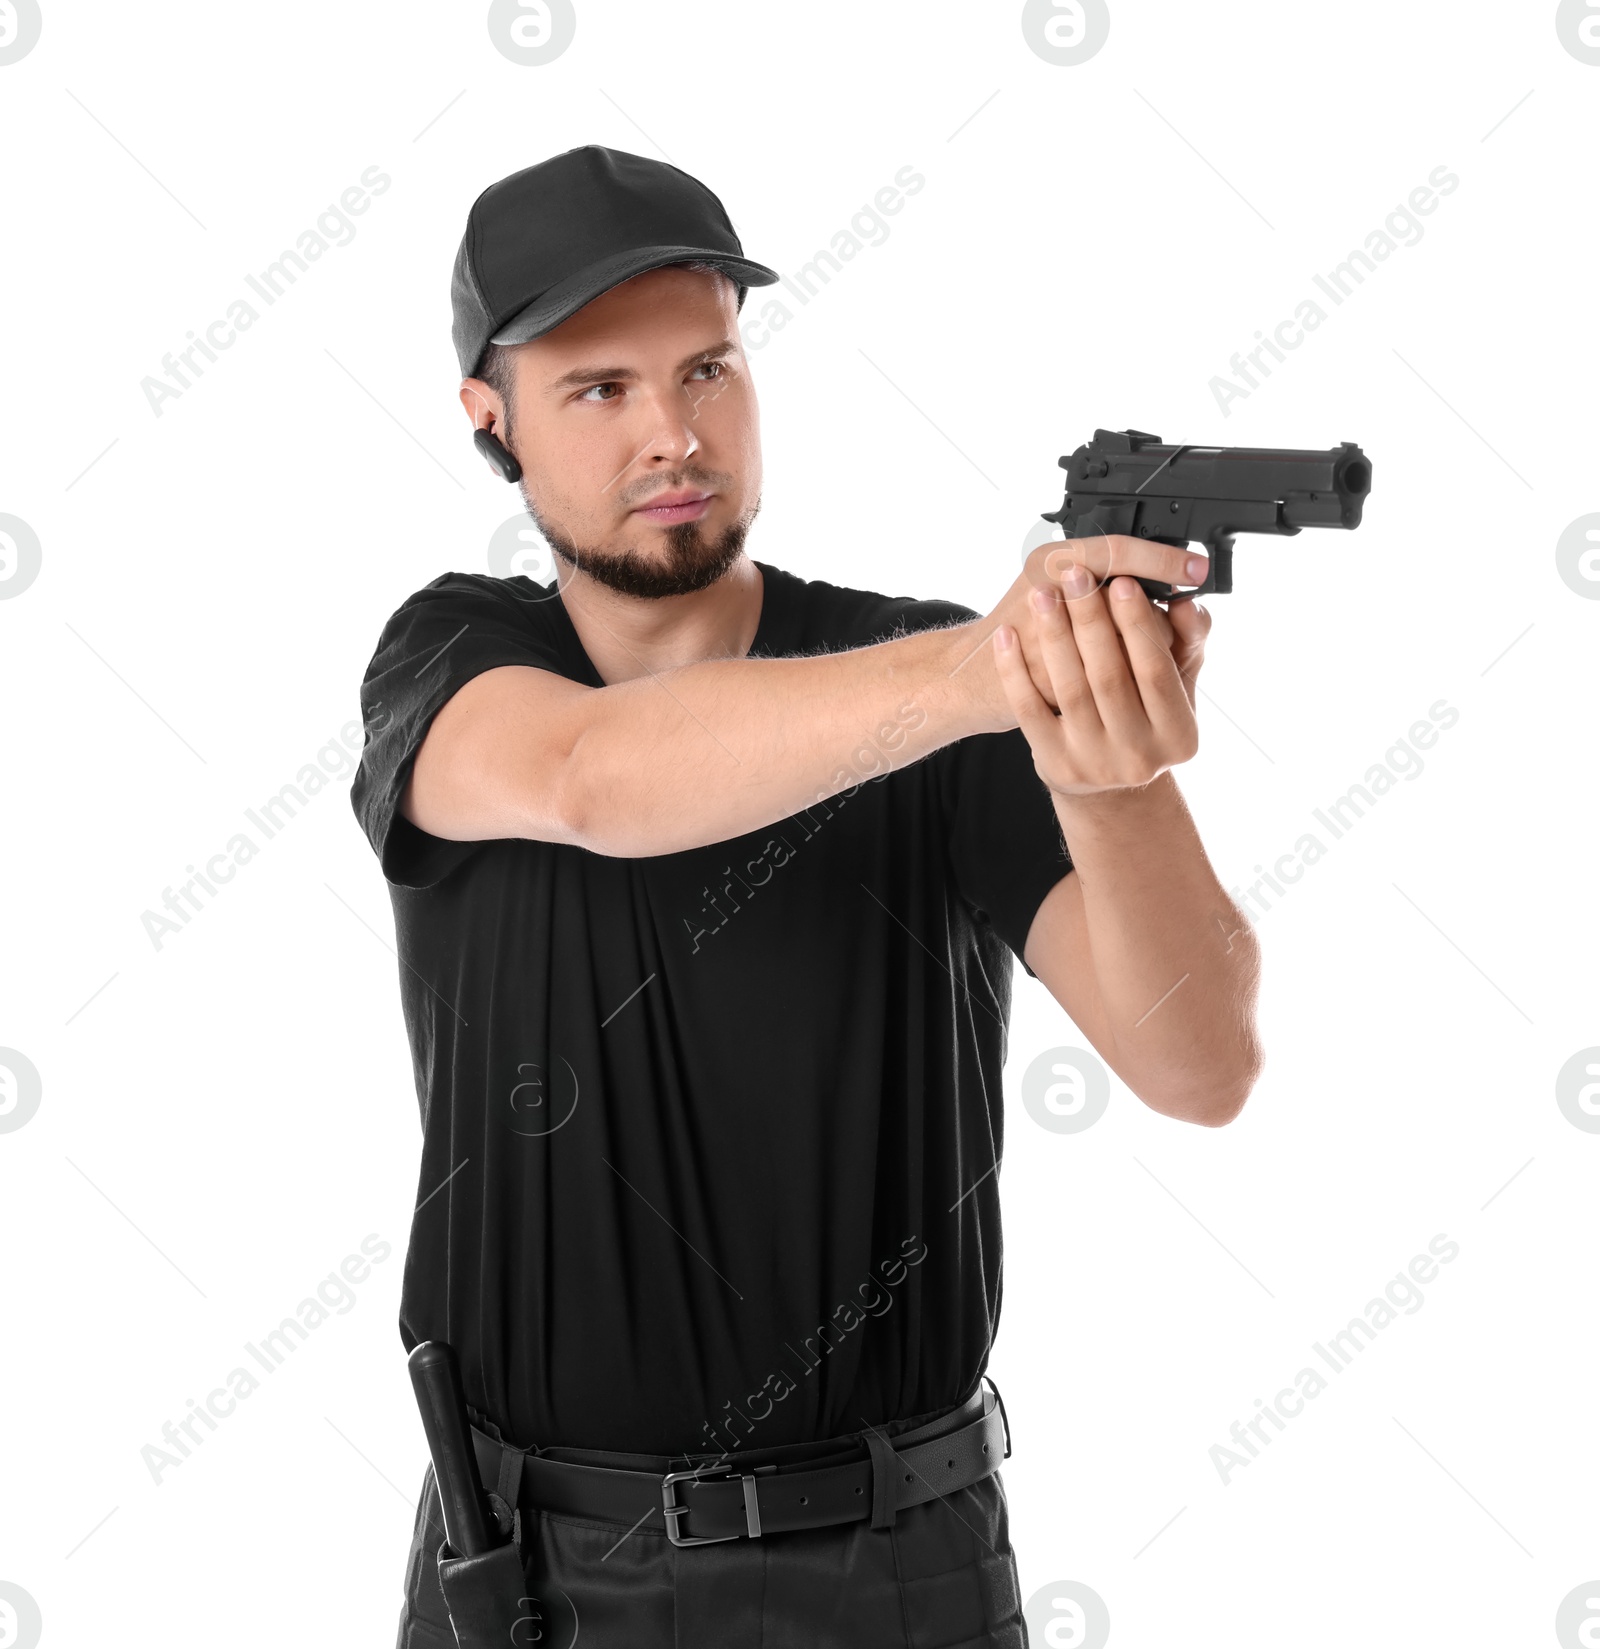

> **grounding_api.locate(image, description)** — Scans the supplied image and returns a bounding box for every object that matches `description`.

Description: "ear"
[459,377,501,431]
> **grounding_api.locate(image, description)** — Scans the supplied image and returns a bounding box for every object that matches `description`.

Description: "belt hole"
[799,1495,808,1505]
[903,1472,912,1482]
[854,1486,863,1495]
[948,1459,955,1468]
[982,1444,989,1454]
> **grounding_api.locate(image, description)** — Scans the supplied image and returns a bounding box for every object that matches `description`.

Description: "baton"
[408,1340,499,1558]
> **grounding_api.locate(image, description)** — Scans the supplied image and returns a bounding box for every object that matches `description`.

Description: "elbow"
[554,722,662,857]
[1193,1085,1253,1128]
[1142,1038,1264,1128]
[535,718,600,851]
[1193,942,1265,1126]
[1188,1043,1265,1127]
[549,735,596,850]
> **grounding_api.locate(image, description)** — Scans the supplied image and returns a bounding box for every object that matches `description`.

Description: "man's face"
[471,266,762,600]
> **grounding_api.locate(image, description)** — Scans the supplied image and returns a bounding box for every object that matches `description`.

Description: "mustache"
[622,469,728,507]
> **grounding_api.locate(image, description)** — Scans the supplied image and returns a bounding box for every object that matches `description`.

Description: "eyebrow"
[543,339,739,395]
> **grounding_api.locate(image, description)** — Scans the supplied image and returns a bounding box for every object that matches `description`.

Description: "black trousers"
[395,1412,1029,1647]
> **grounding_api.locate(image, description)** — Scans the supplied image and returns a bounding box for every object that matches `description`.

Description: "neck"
[556,555,765,686]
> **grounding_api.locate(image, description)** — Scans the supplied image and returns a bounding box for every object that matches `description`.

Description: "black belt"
[468,1377,1012,1548]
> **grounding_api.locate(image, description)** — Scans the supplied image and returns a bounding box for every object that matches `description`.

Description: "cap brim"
[490,245,781,347]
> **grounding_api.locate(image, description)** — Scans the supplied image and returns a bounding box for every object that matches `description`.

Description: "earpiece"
[473,427,522,484]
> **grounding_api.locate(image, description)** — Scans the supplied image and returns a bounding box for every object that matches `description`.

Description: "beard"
[524,486,761,600]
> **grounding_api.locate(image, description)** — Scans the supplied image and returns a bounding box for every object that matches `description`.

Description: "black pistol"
[1041,428,1372,602]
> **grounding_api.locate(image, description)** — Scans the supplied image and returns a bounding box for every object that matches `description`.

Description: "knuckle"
[1038,550,1079,589]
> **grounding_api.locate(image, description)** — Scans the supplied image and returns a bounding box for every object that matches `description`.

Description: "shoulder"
[372,570,560,637]
[758,560,980,651]
[355,570,575,705]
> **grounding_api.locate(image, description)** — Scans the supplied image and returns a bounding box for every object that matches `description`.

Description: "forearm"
[1051,772,1263,1121]
[563,620,995,857]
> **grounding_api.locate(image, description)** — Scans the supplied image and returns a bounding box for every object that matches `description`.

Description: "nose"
[630,381,705,471]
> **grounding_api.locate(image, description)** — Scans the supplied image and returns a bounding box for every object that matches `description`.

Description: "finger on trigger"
[1066,535,1205,593]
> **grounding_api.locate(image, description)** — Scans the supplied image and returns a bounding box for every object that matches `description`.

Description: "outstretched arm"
[403,539,1202,860]
[405,623,980,859]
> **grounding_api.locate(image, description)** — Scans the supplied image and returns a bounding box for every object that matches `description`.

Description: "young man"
[354,145,1261,1648]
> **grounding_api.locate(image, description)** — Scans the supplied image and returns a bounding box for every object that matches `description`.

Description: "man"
[353,145,1262,1648]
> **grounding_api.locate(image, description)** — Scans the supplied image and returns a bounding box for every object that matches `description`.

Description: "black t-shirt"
[350,559,1073,1456]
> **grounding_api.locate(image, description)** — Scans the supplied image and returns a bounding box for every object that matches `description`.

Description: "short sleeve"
[936,728,1074,980]
[350,573,571,889]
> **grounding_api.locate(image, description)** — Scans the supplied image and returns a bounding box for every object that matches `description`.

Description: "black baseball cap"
[450,145,781,379]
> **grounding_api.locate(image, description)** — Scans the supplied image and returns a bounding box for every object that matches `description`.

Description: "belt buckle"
[660,1464,763,1547]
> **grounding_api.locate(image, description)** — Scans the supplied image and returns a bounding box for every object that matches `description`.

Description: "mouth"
[632,490,714,524]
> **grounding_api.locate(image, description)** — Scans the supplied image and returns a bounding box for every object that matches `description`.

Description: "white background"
[1,2,1596,1645]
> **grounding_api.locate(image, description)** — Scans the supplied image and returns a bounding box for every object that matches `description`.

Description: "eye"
[577,382,621,404]
[691,360,726,381]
